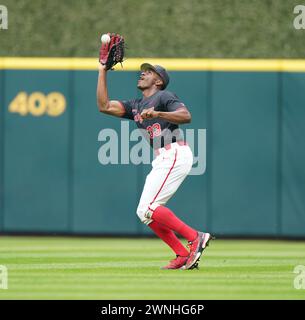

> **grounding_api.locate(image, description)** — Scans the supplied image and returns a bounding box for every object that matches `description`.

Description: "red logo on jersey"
[147,123,161,139]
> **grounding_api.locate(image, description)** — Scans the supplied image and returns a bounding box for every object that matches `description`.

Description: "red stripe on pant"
[149,149,178,208]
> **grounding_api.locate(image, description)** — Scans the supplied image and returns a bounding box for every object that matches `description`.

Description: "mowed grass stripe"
[0,237,305,300]
[0,293,299,300]
[2,263,300,271]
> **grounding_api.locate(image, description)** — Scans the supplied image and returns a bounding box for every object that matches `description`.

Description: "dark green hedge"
[0,0,304,58]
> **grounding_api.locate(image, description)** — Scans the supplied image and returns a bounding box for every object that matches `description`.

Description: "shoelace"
[187,241,195,251]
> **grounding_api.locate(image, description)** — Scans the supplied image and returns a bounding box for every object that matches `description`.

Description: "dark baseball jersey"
[120,90,188,149]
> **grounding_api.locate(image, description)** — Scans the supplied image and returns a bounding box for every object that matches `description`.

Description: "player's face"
[137,70,163,90]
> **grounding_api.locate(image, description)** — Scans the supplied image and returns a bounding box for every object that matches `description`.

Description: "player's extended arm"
[96,64,125,117]
[141,107,191,124]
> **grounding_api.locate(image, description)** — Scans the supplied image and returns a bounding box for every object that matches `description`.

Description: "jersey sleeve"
[160,91,188,112]
[119,99,135,120]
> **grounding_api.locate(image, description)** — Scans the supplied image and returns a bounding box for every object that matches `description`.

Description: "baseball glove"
[99,33,125,70]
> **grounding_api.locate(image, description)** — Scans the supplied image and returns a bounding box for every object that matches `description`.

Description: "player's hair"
[154,73,165,90]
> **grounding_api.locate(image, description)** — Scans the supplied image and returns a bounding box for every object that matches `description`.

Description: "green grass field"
[0,236,304,300]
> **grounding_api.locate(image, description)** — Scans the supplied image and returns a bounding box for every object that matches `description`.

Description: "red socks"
[151,205,198,242]
[149,221,189,257]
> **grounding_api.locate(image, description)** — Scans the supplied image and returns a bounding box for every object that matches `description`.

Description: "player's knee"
[136,206,145,222]
[136,204,153,225]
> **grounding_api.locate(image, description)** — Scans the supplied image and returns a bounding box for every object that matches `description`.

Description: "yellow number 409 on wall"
[8,91,66,117]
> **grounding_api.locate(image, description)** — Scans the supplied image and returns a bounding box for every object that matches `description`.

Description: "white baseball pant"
[136,142,194,225]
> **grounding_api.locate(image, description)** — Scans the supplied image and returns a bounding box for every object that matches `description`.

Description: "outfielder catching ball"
[96,33,213,270]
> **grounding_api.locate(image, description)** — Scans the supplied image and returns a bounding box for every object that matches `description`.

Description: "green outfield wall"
[0,58,305,237]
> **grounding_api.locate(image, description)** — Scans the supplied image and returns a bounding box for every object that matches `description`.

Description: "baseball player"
[97,36,213,270]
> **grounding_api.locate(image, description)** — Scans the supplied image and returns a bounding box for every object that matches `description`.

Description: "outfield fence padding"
[0,58,304,237]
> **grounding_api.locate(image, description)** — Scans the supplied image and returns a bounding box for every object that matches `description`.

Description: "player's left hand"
[140,107,159,122]
[99,33,125,71]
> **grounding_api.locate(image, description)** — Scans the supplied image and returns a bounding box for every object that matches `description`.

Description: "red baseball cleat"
[184,232,214,270]
[161,255,188,270]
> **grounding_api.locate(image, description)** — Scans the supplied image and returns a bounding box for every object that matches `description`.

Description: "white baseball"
[101,34,110,44]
